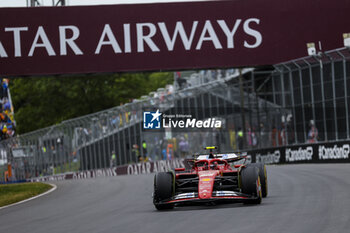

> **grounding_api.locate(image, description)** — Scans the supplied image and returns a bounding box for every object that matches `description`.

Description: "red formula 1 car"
[153,147,268,210]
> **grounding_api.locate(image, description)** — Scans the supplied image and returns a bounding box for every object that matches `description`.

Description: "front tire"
[247,163,268,197]
[241,166,262,204]
[153,172,174,210]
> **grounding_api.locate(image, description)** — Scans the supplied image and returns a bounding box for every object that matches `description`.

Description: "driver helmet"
[210,161,218,170]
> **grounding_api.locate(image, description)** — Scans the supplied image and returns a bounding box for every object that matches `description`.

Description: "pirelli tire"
[241,166,262,204]
[247,163,268,197]
[153,172,175,210]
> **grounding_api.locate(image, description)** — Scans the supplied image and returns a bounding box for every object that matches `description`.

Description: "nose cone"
[198,171,219,199]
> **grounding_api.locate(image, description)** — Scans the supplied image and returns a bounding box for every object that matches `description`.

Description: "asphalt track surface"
[1,164,350,233]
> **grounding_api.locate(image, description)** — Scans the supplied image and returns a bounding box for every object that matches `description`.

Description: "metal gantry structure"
[28,0,65,7]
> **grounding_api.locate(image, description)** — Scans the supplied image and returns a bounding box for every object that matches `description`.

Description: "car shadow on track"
[149,201,272,212]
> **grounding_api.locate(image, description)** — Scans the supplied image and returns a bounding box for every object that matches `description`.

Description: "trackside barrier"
[245,140,350,164]
[28,139,350,182]
[28,158,185,182]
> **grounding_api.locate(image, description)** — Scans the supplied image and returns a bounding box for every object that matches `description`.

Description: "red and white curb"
[0,183,57,210]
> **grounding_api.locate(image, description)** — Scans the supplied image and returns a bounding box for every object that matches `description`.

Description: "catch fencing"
[28,138,350,183]
[1,47,350,182]
[269,47,350,144]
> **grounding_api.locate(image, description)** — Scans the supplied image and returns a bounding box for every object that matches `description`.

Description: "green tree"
[10,72,173,134]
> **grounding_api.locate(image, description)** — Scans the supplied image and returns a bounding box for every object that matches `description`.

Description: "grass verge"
[0,182,52,207]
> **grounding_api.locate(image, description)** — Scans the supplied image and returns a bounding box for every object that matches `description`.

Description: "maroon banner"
[0,0,349,76]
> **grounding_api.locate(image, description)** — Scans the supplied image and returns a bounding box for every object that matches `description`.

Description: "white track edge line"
[0,183,57,210]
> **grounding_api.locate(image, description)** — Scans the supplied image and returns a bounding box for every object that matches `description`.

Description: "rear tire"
[153,172,174,210]
[247,163,268,197]
[241,166,262,204]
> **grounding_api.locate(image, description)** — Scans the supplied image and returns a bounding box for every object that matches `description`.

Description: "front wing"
[157,191,259,205]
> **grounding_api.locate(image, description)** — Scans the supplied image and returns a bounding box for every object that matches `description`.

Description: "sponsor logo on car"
[199,171,217,177]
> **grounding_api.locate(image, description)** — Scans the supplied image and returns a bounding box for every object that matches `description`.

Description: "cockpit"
[194,159,229,171]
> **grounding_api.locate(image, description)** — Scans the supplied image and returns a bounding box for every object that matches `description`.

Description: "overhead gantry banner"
[0,0,348,76]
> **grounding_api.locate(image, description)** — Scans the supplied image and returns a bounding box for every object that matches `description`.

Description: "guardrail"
[26,139,350,183]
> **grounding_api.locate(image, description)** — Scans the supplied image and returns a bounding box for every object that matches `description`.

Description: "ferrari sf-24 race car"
[153,147,268,210]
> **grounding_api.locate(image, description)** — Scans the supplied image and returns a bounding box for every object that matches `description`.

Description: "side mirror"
[175,168,185,172]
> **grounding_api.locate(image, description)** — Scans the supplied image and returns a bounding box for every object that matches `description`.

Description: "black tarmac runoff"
[1,164,350,233]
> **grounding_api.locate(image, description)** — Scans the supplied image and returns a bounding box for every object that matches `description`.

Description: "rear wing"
[196,153,246,162]
[185,152,247,167]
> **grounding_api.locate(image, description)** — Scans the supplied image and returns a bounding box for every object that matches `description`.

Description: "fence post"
[239,68,246,150]
[324,53,338,140]
[336,50,349,139]
[302,59,317,139]
[279,67,287,146]
[281,64,298,145]
[292,61,307,143]
[314,56,328,141]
